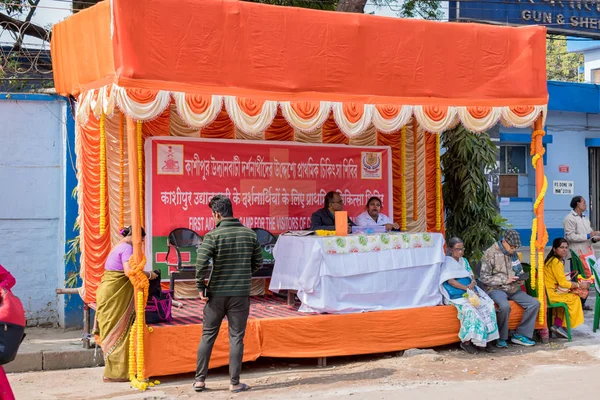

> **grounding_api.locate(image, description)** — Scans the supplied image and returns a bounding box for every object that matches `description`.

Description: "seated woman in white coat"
[440,237,499,354]
[355,196,400,231]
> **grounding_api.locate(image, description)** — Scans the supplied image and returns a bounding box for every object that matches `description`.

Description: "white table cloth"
[269,232,445,313]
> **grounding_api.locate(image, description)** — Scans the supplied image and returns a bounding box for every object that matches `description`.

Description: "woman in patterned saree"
[94,227,158,382]
[440,237,499,354]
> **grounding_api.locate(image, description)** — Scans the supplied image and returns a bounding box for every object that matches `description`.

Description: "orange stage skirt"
[144,301,541,377]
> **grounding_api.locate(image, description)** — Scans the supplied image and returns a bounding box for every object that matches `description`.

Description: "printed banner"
[145,137,392,274]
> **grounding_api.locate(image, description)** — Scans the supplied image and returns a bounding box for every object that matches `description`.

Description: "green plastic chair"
[570,250,595,294]
[570,250,587,277]
[522,262,572,341]
[546,295,572,341]
[591,266,600,333]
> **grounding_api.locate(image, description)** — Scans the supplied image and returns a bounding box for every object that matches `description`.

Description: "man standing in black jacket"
[309,191,355,231]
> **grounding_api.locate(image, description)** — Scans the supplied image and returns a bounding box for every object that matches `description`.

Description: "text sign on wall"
[145,137,392,272]
[450,0,600,39]
[553,180,575,195]
[559,164,570,173]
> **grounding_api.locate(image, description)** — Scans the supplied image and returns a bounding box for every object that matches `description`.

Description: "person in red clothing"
[0,264,16,400]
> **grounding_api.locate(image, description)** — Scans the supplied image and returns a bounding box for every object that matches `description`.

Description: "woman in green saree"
[94,227,158,382]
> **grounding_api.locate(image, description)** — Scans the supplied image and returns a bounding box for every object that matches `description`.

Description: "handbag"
[0,288,26,365]
[560,271,591,299]
[145,270,173,324]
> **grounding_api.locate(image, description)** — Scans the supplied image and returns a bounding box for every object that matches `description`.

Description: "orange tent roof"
[51,0,547,107]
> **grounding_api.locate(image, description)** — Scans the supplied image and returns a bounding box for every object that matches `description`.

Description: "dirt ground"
[10,337,600,400]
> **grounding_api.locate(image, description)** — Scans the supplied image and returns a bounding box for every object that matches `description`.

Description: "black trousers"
[195,296,250,385]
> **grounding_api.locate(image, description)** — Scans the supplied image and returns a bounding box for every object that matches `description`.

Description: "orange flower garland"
[530,129,548,324]
[400,126,407,231]
[412,119,418,221]
[119,113,125,229]
[435,134,441,232]
[99,112,107,235]
[529,220,537,290]
[126,254,158,391]
[137,120,144,226]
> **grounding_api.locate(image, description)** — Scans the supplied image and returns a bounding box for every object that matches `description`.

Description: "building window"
[499,145,527,175]
[499,145,527,198]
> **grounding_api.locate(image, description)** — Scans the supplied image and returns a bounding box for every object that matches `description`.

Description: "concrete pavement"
[4,327,103,373]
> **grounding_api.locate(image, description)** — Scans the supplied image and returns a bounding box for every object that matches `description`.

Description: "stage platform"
[144,295,539,378]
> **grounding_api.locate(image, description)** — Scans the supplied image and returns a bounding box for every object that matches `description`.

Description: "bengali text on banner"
[145,137,392,272]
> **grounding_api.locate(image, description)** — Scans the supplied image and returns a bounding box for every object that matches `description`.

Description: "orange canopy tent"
[51,0,550,384]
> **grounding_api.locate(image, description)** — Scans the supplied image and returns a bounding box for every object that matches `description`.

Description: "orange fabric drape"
[142,107,171,138]
[52,0,548,105]
[200,110,235,139]
[236,98,266,117]
[79,115,112,303]
[377,131,402,226]
[322,114,348,145]
[425,131,445,234]
[265,111,294,141]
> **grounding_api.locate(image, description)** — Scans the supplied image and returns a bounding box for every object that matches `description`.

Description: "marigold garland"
[315,230,336,237]
[537,249,545,322]
[530,129,549,324]
[435,133,441,232]
[400,126,407,231]
[126,254,155,391]
[119,113,125,229]
[128,321,136,381]
[137,120,144,227]
[412,119,418,221]
[99,112,107,235]
[529,219,537,290]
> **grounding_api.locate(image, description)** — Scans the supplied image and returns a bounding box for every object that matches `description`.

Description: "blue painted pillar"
[63,97,83,328]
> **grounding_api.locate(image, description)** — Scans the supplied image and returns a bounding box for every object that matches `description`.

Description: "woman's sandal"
[193,382,206,392]
[230,383,251,393]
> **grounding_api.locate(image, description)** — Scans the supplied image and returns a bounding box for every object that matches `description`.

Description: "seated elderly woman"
[544,237,588,339]
[440,237,499,354]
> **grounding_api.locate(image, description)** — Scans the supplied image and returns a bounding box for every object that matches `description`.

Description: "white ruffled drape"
[173,93,223,129]
[224,96,278,136]
[114,86,172,122]
[372,105,413,134]
[332,103,374,138]
[413,106,460,133]
[77,85,547,137]
[280,101,331,133]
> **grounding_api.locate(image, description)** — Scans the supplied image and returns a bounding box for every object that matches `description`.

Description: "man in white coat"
[563,195,600,310]
[564,196,600,255]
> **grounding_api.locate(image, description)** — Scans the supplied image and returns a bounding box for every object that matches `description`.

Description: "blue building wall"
[0,93,81,327]
[499,82,600,244]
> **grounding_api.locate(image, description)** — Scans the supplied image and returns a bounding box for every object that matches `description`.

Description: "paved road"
[9,340,600,400]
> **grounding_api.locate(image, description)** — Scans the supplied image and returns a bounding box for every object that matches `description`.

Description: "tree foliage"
[246,0,442,19]
[245,0,337,10]
[547,35,584,82]
[441,125,508,263]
